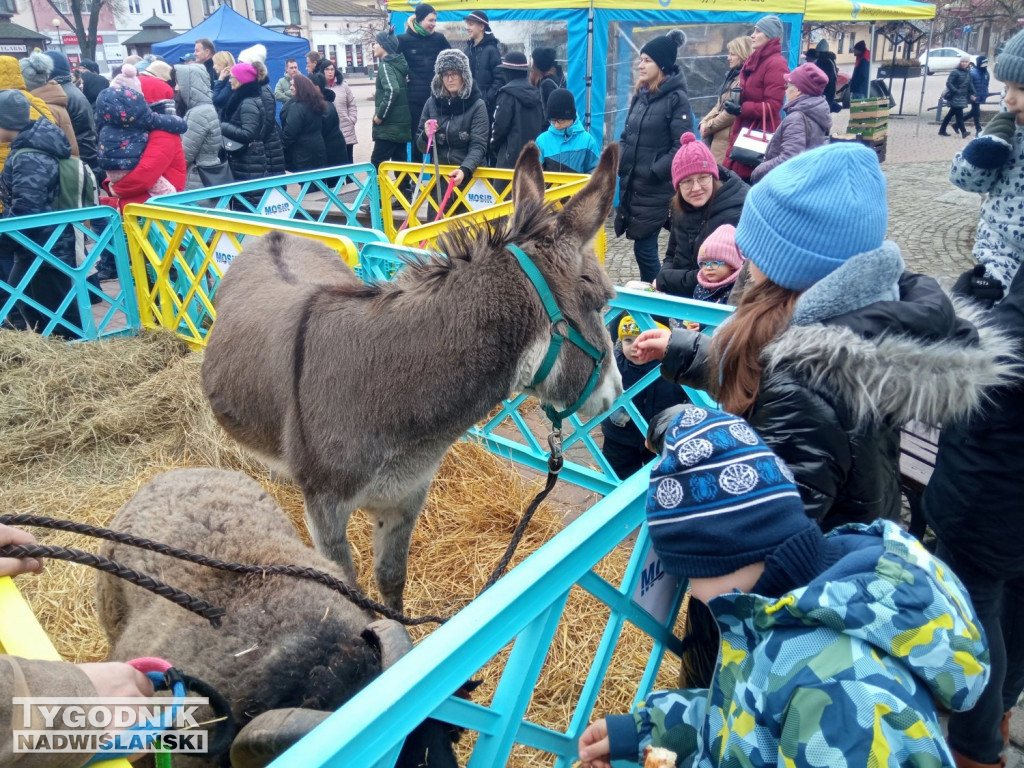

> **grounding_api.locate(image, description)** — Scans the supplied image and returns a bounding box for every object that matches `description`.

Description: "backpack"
[12,149,98,210]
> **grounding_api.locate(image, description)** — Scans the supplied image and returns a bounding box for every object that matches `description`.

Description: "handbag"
[728,104,776,168]
[197,160,235,187]
[221,136,245,153]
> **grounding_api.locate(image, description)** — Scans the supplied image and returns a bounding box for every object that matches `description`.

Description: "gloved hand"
[614,207,627,238]
[953,264,1004,308]
[723,100,742,116]
[981,111,1017,144]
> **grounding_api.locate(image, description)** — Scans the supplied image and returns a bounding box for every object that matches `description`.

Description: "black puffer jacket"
[490,77,545,168]
[944,66,976,108]
[55,76,98,169]
[416,80,489,178]
[259,82,286,175]
[220,81,268,180]
[657,166,747,297]
[80,71,109,106]
[398,24,451,130]
[924,268,1024,578]
[617,73,694,241]
[466,34,502,114]
[281,99,327,172]
[322,101,346,166]
[814,51,838,107]
[658,245,1012,532]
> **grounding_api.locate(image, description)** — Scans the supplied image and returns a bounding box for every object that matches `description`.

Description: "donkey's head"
[506,142,623,421]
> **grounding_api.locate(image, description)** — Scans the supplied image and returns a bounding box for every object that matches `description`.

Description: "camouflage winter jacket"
[605,521,989,768]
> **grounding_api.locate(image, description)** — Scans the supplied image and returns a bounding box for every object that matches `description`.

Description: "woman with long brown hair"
[614,29,693,283]
[635,142,1011,533]
[281,73,328,172]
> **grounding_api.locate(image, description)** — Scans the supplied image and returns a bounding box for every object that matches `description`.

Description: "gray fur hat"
[996,28,1024,84]
[431,48,473,98]
[19,51,53,91]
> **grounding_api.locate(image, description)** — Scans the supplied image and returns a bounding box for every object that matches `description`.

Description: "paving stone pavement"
[602,160,979,286]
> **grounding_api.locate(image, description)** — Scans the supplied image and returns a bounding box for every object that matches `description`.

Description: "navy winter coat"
[490,77,545,168]
[924,266,1024,579]
[466,34,502,114]
[398,25,451,132]
[616,73,694,241]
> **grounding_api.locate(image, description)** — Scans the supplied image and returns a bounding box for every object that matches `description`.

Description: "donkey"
[201,143,622,611]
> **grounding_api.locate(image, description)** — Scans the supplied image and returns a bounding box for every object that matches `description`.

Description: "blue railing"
[0,206,138,340]
[152,163,381,230]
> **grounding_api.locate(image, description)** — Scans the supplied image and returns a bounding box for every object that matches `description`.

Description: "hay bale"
[1,329,681,767]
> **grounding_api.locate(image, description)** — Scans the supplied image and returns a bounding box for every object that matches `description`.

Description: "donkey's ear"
[555,143,619,247]
[511,142,545,229]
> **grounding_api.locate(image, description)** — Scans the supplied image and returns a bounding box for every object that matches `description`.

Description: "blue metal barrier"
[272,287,732,767]
[152,163,381,230]
[0,206,138,340]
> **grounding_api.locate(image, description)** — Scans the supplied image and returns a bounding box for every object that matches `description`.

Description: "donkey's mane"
[398,195,557,285]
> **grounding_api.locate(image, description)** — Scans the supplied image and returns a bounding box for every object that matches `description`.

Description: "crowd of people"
[1,13,1024,768]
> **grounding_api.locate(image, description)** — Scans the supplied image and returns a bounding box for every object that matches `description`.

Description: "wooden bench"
[899,421,940,540]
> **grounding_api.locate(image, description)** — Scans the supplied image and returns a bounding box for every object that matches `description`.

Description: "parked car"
[919,47,972,74]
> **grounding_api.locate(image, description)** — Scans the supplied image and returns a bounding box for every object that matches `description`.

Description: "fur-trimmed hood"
[763,246,1020,427]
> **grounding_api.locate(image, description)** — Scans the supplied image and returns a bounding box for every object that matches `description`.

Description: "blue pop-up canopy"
[151,5,309,91]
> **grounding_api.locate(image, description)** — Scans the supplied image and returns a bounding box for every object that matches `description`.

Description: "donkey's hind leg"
[368,481,430,614]
[303,487,359,588]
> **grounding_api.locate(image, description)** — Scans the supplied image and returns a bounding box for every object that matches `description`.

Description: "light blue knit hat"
[735,142,887,291]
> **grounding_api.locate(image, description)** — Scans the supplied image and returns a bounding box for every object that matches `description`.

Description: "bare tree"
[45,0,124,61]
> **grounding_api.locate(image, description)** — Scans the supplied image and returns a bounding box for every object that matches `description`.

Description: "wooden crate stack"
[834,98,889,162]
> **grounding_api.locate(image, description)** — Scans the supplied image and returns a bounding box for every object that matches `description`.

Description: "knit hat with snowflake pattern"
[646,406,815,578]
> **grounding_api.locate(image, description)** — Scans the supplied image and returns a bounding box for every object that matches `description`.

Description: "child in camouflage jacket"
[578,407,990,768]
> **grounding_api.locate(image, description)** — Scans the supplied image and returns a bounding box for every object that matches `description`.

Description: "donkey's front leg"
[370,482,430,613]
[303,487,359,588]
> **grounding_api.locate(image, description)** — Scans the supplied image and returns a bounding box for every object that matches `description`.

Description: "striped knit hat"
[646,407,813,578]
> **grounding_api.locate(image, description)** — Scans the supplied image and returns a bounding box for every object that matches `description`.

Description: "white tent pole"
[916,18,934,137]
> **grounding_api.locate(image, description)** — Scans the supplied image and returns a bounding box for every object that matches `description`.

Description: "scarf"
[413,20,429,36]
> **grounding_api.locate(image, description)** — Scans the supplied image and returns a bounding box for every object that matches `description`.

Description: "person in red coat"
[110,74,186,205]
[723,15,789,181]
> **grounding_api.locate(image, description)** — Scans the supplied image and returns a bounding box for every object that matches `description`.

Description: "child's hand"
[982,111,1016,144]
[632,328,672,364]
[578,718,613,768]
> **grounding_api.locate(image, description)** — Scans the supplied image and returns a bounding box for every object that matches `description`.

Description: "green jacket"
[374,53,411,144]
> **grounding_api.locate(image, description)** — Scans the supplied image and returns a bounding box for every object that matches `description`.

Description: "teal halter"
[506,244,607,430]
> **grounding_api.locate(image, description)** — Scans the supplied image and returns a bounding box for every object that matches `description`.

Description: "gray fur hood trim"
[431,49,473,99]
[764,296,1021,427]
[792,242,903,326]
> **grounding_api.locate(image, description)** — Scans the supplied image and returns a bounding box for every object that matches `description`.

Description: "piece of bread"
[642,744,678,768]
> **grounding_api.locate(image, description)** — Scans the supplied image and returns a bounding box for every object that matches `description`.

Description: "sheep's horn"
[229,708,331,768]
[362,618,413,670]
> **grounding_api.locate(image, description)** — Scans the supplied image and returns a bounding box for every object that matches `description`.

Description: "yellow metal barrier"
[0,577,132,768]
[377,162,592,242]
[393,177,607,263]
[122,204,359,349]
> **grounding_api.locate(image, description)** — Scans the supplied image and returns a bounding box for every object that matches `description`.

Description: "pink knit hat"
[671,133,719,190]
[696,224,743,289]
[111,63,142,93]
[785,62,828,97]
[231,62,258,85]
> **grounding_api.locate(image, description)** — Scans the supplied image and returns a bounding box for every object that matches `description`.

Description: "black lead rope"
[480,429,564,593]
[0,514,446,627]
[0,432,564,627]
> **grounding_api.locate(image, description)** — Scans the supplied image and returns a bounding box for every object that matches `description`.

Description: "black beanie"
[532,47,556,73]
[414,3,436,22]
[546,88,576,121]
[639,29,686,74]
